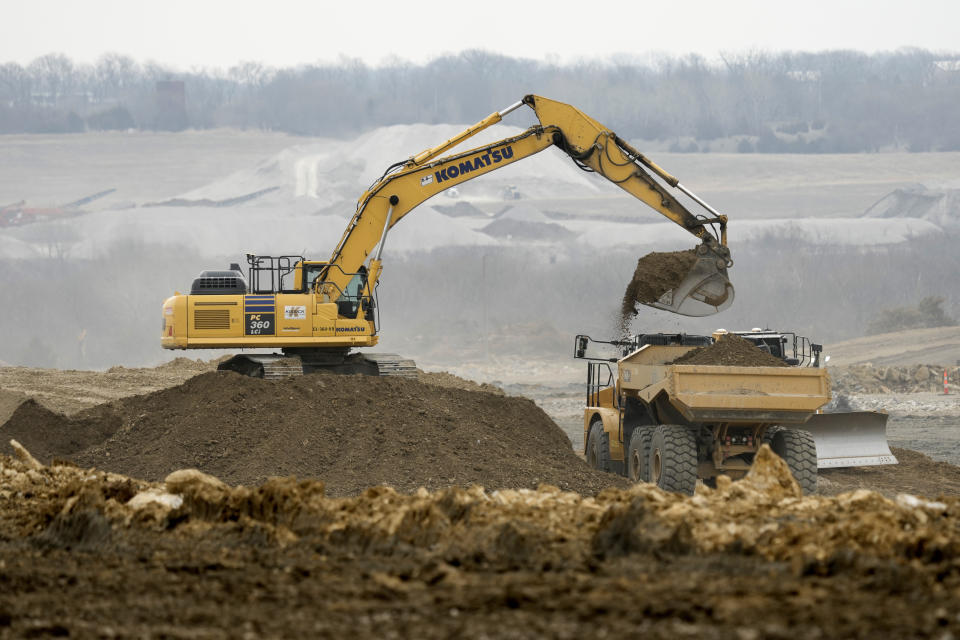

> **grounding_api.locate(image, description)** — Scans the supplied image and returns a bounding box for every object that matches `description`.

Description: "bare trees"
[1,49,959,151]
[28,54,76,107]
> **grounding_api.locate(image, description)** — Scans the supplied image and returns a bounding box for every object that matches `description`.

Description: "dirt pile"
[619,249,697,330]
[0,358,217,415]
[671,334,789,367]
[1,399,121,463]
[3,371,627,496]
[10,443,958,568]
[480,217,576,241]
[3,448,960,637]
[0,388,26,425]
[417,370,505,395]
[832,363,956,394]
[820,447,960,498]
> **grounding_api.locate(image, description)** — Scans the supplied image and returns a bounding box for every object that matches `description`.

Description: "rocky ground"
[2,443,960,638]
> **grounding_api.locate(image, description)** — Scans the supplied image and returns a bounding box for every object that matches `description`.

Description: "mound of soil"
[417,370,505,395]
[0,360,215,415]
[433,201,487,217]
[819,447,960,498]
[480,218,576,241]
[671,334,789,367]
[619,249,697,331]
[5,371,627,496]
[1,399,121,463]
[0,388,27,426]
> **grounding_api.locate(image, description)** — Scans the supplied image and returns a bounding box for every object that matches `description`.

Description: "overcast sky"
[5,0,959,70]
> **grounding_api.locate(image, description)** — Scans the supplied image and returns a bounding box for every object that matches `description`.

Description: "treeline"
[2,49,960,151]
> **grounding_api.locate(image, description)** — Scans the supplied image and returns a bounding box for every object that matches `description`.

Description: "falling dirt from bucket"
[619,249,698,333]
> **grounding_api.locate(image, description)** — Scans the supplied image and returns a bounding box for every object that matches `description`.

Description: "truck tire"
[762,426,818,495]
[649,425,698,495]
[627,427,653,483]
[586,419,611,473]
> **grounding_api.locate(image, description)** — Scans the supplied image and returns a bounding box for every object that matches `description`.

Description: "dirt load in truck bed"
[670,333,790,367]
[2,371,629,496]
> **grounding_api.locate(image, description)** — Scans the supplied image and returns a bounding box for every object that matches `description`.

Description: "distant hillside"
[826,327,960,367]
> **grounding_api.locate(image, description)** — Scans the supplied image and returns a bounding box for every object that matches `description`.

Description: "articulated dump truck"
[576,331,896,495]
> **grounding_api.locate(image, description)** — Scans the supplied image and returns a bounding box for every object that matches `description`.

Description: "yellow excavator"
[161,95,734,377]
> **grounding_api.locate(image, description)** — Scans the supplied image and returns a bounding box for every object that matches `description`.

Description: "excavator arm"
[525,95,728,249]
[321,94,733,316]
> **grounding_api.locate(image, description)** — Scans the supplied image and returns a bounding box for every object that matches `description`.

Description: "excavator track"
[361,353,418,377]
[217,352,417,379]
[260,356,305,380]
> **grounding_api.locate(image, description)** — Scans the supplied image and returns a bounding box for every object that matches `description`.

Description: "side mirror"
[575,335,588,359]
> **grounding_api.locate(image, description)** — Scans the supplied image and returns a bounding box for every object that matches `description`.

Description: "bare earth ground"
[3,371,627,497]
[3,446,960,638]
[3,361,960,637]
[3,362,960,498]
[0,357,212,415]
[826,326,960,367]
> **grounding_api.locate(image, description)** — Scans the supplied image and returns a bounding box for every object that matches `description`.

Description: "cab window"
[302,264,326,291]
[337,267,367,317]
[343,268,366,300]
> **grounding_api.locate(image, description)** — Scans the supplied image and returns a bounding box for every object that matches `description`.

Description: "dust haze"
[3,176,960,373]
[2,49,960,376]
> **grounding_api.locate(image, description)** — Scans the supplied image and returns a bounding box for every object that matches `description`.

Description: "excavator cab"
[335,266,371,319]
[299,261,328,292]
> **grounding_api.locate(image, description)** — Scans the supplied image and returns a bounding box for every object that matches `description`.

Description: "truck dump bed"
[619,344,830,420]
[671,364,829,423]
[628,362,831,424]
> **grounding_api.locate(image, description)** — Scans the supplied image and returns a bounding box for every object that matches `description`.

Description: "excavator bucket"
[804,411,898,468]
[648,245,735,317]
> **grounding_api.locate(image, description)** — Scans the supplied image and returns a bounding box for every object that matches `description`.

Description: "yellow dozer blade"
[804,411,898,468]
[648,245,735,317]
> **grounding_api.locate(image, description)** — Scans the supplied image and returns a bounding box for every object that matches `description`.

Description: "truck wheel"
[649,425,698,495]
[627,427,653,483]
[586,419,611,473]
[762,426,818,495]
